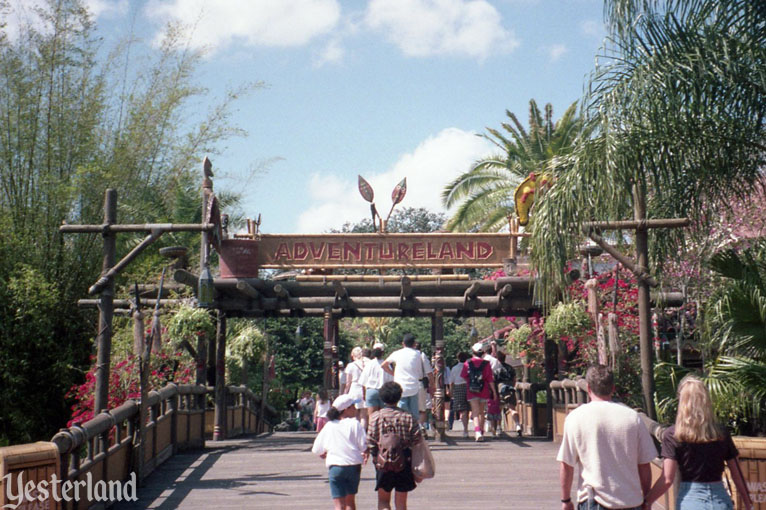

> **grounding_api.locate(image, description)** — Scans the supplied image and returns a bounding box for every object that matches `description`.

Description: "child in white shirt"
[311,394,368,509]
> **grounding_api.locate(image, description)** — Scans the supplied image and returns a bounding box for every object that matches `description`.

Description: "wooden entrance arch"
[63,158,539,442]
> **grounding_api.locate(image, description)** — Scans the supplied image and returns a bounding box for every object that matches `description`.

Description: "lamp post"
[198,265,215,308]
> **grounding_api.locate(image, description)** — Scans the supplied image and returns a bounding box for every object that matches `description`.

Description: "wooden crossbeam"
[400,276,413,299]
[587,231,659,287]
[584,218,690,231]
[235,280,260,299]
[88,229,164,295]
[273,284,290,299]
[60,223,215,233]
[496,283,513,299]
[296,274,469,282]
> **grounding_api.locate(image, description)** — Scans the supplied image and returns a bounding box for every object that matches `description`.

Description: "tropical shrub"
[166,305,216,350]
[66,349,195,427]
[544,301,593,354]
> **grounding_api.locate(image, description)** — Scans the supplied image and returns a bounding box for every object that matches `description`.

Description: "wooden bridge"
[110,430,564,510]
[2,377,761,509]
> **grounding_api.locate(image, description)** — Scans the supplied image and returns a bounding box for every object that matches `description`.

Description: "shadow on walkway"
[114,431,565,509]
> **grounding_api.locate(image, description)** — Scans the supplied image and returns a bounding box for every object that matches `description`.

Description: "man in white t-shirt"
[483,340,502,376]
[381,333,428,421]
[557,365,657,510]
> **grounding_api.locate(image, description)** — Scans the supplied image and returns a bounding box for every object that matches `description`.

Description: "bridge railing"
[512,381,548,437]
[203,385,277,438]
[0,382,276,510]
[549,378,588,441]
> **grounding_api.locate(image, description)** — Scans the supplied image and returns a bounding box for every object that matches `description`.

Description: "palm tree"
[528,0,765,417]
[704,242,766,431]
[655,241,766,434]
[442,99,582,232]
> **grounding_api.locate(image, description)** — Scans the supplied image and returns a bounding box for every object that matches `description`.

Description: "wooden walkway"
[113,429,566,510]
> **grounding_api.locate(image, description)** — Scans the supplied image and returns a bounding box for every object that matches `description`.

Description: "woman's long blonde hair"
[674,374,722,443]
[350,346,363,361]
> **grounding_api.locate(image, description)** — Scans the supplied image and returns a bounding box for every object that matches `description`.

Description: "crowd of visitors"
[303,334,523,440]
[308,334,752,510]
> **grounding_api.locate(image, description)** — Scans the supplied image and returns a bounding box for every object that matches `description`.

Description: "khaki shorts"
[418,387,428,412]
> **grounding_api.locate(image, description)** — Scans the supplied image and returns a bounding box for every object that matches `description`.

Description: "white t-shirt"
[483,353,502,375]
[556,400,657,509]
[441,364,451,385]
[385,347,429,398]
[449,362,467,385]
[311,417,367,467]
[358,358,392,390]
[344,361,365,400]
[315,400,331,418]
[420,351,434,376]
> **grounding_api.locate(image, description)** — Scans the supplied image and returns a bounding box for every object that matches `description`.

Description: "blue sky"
[9,0,607,233]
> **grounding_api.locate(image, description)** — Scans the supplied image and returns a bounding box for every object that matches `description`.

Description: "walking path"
[114,428,566,510]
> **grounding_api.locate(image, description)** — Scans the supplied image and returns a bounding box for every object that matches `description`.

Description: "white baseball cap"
[332,394,360,412]
[472,342,485,353]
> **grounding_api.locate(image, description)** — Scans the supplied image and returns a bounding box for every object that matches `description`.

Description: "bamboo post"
[133,306,146,482]
[431,310,446,441]
[510,217,518,260]
[323,308,333,395]
[677,286,686,366]
[585,279,608,365]
[213,311,227,441]
[95,189,117,415]
[196,325,207,386]
[260,324,271,426]
[633,185,657,420]
[608,312,619,371]
[207,325,216,386]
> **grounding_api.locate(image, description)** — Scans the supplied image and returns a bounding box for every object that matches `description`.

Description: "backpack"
[468,360,489,393]
[497,363,516,386]
[377,421,406,472]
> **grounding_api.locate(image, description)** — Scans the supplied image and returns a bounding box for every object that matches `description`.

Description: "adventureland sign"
[218,233,513,278]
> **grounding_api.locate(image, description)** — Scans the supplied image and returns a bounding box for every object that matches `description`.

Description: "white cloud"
[313,38,345,67]
[364,0,519,60]
[145,0,341,52]
[84,0,128,18]
[548,43,568,62]
[296,128,493,232]
[2,0,124,41]
[580,19,602,38]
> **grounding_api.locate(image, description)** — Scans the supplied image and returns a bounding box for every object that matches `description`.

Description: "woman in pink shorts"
[460,342,498,442]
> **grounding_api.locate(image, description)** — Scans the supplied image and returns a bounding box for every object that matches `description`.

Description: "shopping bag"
[411,436,435,480]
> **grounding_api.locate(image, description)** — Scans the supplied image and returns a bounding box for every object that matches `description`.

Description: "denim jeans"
[677,481,733,510]
[398,394,420,421]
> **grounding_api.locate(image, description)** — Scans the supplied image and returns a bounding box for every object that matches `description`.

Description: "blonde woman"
[644,375,753,510]
[344,346,368,428]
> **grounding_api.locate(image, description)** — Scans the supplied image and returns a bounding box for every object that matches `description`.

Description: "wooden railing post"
[169,383,178,454]
[214,311,227,441]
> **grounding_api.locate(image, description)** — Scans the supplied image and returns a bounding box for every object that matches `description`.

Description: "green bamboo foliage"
[442,100,583,232]
[0,0,257,443]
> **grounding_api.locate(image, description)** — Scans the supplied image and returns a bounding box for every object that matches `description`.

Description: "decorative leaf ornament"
[358,175,374,202]
[391,177,407,205]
